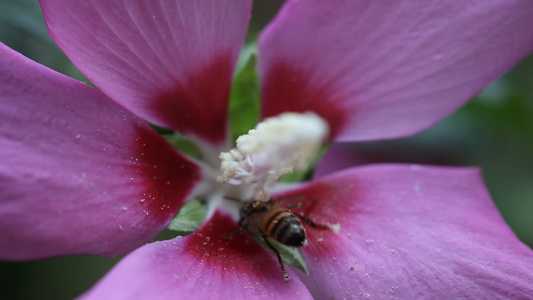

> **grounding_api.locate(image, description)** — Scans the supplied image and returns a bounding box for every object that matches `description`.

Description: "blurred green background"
[1,0,532,299]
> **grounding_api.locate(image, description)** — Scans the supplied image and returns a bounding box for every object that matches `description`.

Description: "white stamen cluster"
[217,112,329,201]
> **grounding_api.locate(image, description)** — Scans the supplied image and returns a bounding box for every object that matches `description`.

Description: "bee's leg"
[261,234,290,281]
[286,196,319,210]
[294,213,330,230]
[286,202,309,209]
[221,228,243,239]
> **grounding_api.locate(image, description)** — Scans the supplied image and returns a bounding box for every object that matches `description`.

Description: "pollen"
[217,112,328,201]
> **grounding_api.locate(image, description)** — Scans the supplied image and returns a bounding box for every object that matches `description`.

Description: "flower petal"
[0,43,201,260]
[259,0,533,141]
[281,165,533,299]
[39,0,252,146]
[313,143,368,179]
[81,213,312,300]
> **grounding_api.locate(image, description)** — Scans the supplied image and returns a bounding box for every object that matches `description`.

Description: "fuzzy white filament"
[217,112,329,201]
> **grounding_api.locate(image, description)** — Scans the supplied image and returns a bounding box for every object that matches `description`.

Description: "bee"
[227,195,331,281]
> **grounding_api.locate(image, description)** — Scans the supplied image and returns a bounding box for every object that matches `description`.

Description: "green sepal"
[167,199,207,235]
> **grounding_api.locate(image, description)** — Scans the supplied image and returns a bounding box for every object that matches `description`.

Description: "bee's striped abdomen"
[262,208,307,247]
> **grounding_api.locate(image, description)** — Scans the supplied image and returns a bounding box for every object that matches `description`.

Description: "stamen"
[218,112,329,201]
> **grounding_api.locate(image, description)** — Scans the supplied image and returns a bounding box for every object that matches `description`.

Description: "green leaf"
[167,199,207,235]
[253,235,309,275]
[229,42,260,142]
[162,133,203,160]
[235,42,258,75]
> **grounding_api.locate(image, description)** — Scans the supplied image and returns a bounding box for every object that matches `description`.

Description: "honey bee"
[227,195,330,281]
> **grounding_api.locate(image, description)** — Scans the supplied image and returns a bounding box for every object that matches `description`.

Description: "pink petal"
[259,1,533,141]
[39,0,252,146]
[280,165,533,299]
[0,43,201,260]
[81,213,312,300]
[313,143,369,179]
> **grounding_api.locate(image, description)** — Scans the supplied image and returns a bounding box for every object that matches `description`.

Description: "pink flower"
[2,0,533,299]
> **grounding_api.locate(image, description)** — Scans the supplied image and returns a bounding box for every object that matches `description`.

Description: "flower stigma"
[217,112,329,201]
